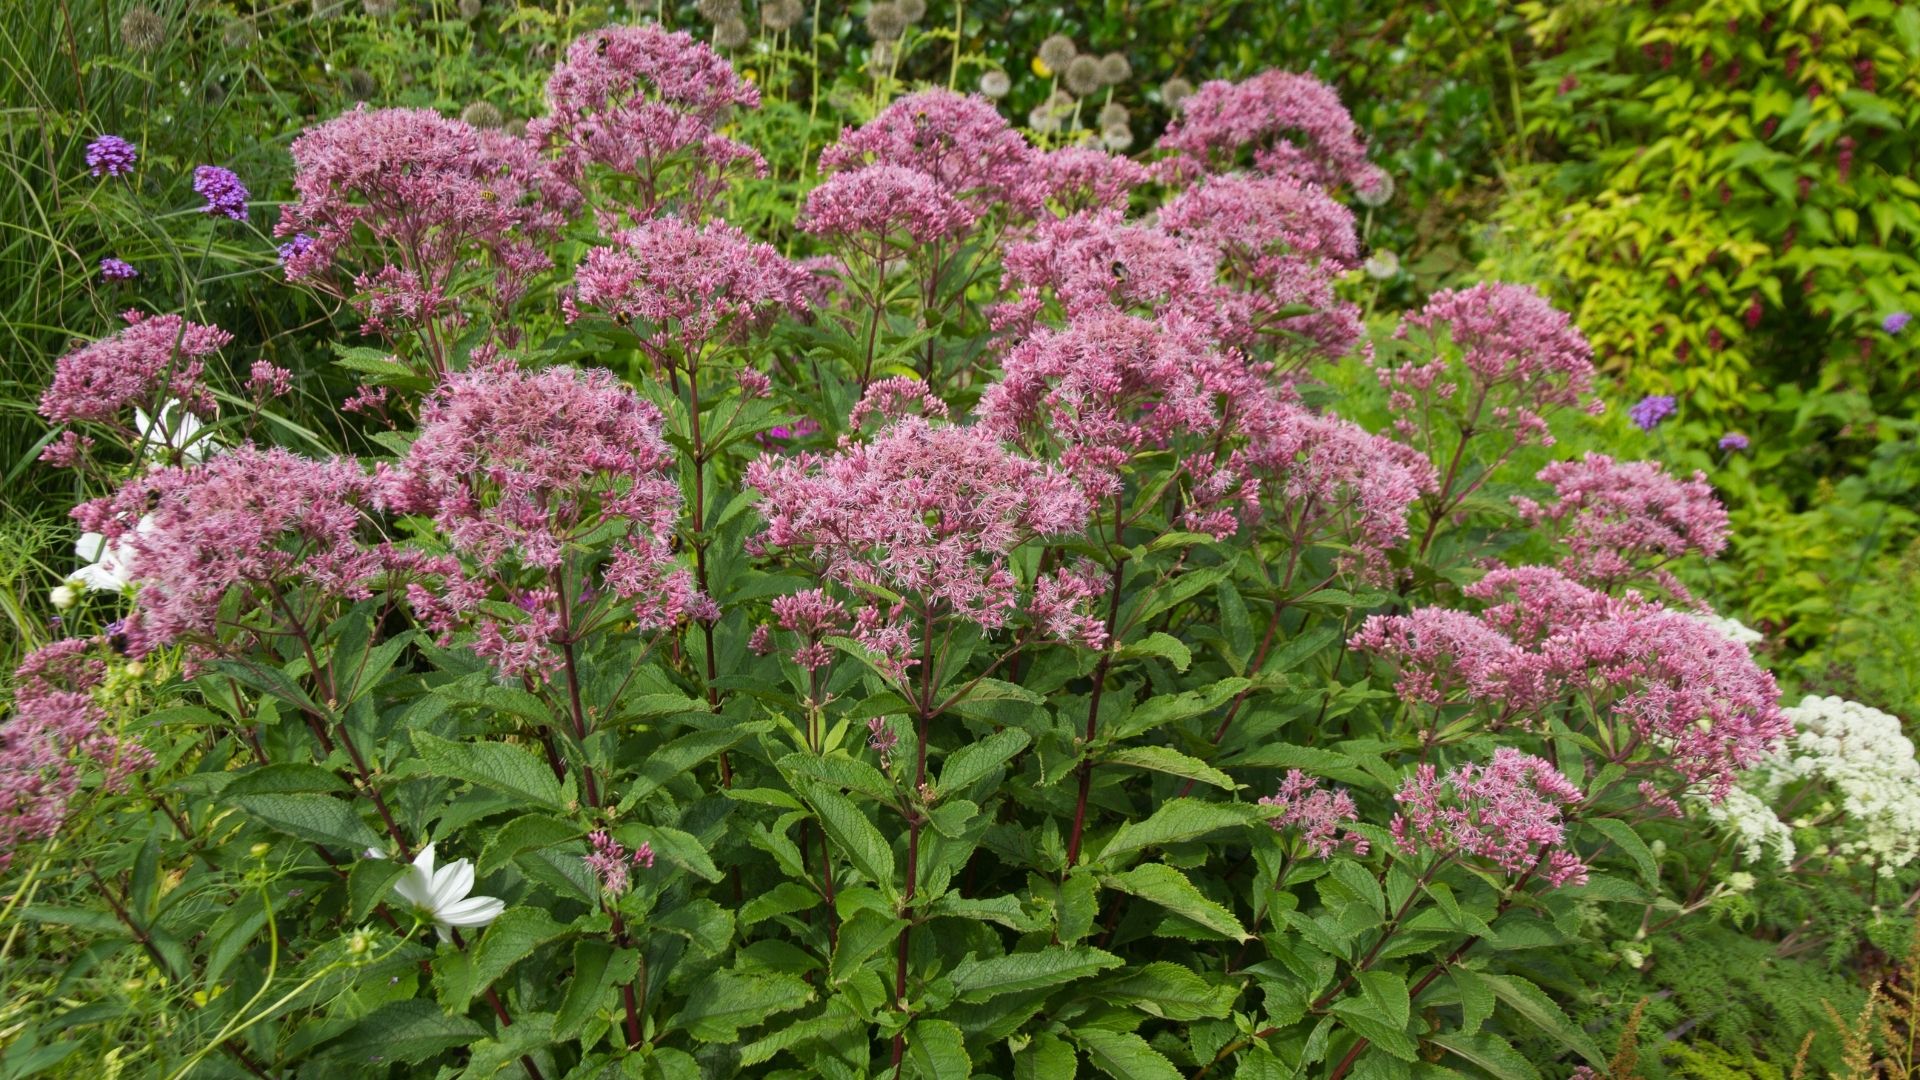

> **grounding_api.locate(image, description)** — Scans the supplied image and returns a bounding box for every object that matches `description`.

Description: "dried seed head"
[220,19,259,49]
[761,0,802,30]
[1101,125,1132,151]
[1038,34,1076,75]
[714,16,749,47]
[460,101,504,129]
[1097,102,1128,129]
[361,0,397,15]
[119,7,165,54]
[458,0,483,18]
[344,67,377,101]
[1065,55,1102,97]
[979,70,1011,99]
[1097,52,1131,86]
[896,0,925,23]
[865,2,905,41]
[1161,76,1194,109]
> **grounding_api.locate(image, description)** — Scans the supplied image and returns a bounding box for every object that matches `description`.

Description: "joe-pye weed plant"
[6,18,1901,1079]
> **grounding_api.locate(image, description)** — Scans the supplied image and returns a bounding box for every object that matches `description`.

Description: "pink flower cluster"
[585,829,655,896]
[38,311,228,425]
[766,588,850,671]
[818,89,1040,215]
[1391,748,1588,887]
[1354,565,1791,799]
[798,165,980,249]
[279,106,560,334]
[1513,452,1729,592]
[1383,283,1602,451]
[1037,147,1152,214]
[979,310,1261,533]
[567,215,813,368]
[1233,395,1435,579]
[998,212,1220,331]
[73,447,397,657]
[1159,173,1364,360]
[1156,71,1389,198]
[1,639,152,869]
[1260,770,1369,857]
[747,413,1096,675]
[383,364,703,672]
[531,24,762,218]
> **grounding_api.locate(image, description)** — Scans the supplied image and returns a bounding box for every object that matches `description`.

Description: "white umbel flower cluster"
[1758,696,1920,876]
[1690,610,1764,649]
[1691,785,1795,867]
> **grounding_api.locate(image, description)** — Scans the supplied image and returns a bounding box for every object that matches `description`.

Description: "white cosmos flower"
[71,518,151,593]
[389,843,505,942]
[133,399,216,464]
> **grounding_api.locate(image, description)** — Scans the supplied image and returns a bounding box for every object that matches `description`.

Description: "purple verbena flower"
[99,258,138,282]
[1718,432,1749,452]
[1883,311,1911,334]
[85,135,137,178]
[192,165,250,220]
[1627,394,1677,432]
[277,233,314,266]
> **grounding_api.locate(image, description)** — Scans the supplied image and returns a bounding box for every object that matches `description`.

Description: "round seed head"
[1065,55,1102,97]
[1097,52,1131,86]
[865,2,905,41]
[119,7,165,53]
[1037,34,1076,75]
[1161,76,1194,109]
[714,16,749,47]
[460,101,504,129]
[979,70,1011,99]
[896,0,925,23]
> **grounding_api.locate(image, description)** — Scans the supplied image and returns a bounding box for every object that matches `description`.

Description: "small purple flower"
[1718,432,1749,452]
[1628,394,1677,432]
[99,257,138,282]
[277,233,314,265]
[85,135,137,178]
[192,165,250,221]
[1884,311,1911,334]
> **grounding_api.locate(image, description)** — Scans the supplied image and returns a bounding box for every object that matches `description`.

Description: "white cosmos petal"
[433,859,476,910]
[436,895,505,928]
[390,844,438,909]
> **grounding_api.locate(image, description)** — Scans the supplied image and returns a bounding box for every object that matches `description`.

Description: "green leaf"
[938,728,1031,793]
[1076,1028,1182,1080]
[477,814,580,875]
[830,907,905,984]
[617,722,772,809]
[464,907,571,1006]
[412,731,567,812]
[223,763,349,795]
[905,1018,971,1079]
[795,781,895,893]
[1108,679,1251,741]
[1102,746,1235,791]
[1016,1032,1078,1080]
[1328,999,1419,1062]
[1096,799,1257,863]
[949,945,1121,1002]
[554,941,639,1041]
[224,792,384,851]
[1480,972,1606,1065]
[1118,631,1191,672]
[349,858,409,921]
[1452,968,1495,1035]
[1584,817,1658,889]
[1425,1031,1542,1080]
[668,971,815,1042]
[623,824,724,883]
[320,999,486,1065]
[1101,864,1248,940]
[1356,969,1410,1029]
[1097,962,1237,1020]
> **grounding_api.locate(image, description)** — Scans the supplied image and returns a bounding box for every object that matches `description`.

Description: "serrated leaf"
[668,971,814,1042]
[554,941,638,1041]
[1480,972,1606,1065]
[413,731,567,811]
[830,907,905,984]
[1077,1028,1181,1080]
[905,1018,970,1079]
[1584,817,1658,889]
[1452,968,1495,1035]
[1356,969,1409,1029]
[349,858,409,921]
[623,824,723,883]
[464,907,570,1006]
[1426,1031,1542,1080]
[1097,962,1237,1020]
[319,999,486,1065]
[938,728,1031,793]
[1108,679,1251,741]
[794,780,894,894]
[1101,864,1248,940]
[224,763,349,795]
[949,945,1121,1001]
[617,722,771,809]
[1102,746,1235,791]
[1016,1032,1078,1080]
[1119,631,1191,671]
[477,814,580,875]
[1096,799,1256,863]
[225,792,384,850]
